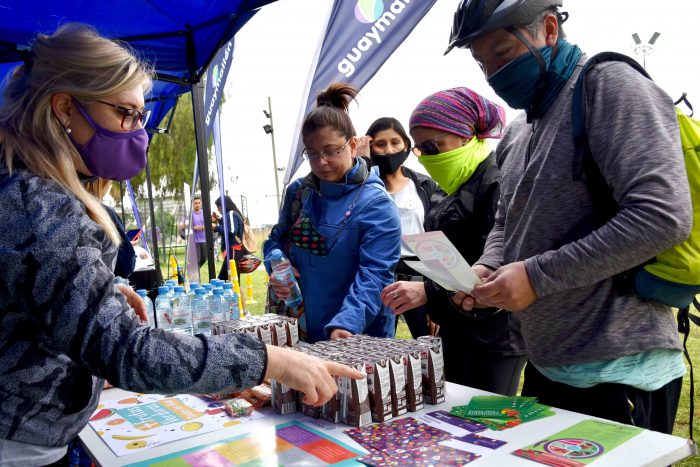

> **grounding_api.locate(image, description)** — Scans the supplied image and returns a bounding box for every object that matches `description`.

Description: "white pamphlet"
[402,231,481,293]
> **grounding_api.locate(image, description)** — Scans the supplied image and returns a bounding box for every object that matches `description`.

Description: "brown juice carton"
[278,316,299,346]
[401,347,424,411]
[270,378,297,415]
[256,322,273,345]
[410,342,445,405]
[374,352,407,417]
[337,360,372,427]
[359,355,393,423]
[270,320,288,347]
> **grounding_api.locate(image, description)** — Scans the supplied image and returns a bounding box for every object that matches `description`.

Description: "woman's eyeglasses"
[93,100,151,131]
[412,138,441,156]
[302,139,350,162]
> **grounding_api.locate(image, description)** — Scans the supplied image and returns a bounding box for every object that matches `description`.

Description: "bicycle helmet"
[445,0,563,54]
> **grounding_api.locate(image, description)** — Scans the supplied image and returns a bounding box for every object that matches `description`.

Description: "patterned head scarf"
[409,87,506,140]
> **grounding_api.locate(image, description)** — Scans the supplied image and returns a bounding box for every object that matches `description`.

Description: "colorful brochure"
[512,419,644,466]
[125,420,363,466]
[402,231,481,293]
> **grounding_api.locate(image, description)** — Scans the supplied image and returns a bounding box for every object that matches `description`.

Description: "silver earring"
[64,122,72,134]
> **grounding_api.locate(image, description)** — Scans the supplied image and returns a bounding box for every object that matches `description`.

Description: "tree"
[130,93,216,198]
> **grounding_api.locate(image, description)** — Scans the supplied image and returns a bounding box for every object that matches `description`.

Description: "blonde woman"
[0,24,362,465]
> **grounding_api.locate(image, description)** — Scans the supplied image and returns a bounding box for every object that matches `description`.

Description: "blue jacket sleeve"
[263,181,301,274]
[324,189,401,336]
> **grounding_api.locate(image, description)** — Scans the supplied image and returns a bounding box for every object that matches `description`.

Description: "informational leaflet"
[88,393,263,457]
[512,419,644,466]
[125,421,364,466]
[402,231,481,293]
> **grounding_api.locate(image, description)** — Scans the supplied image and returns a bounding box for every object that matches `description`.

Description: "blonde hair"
[84,178,113,200]
[0,23,152,244]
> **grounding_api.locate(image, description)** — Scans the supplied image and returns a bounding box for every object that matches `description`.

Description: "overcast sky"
[217,0,700,227]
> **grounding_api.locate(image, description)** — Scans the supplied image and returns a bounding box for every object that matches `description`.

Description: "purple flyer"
[426,410,488,433]
[454,433,507,449]
[276,424,322,444]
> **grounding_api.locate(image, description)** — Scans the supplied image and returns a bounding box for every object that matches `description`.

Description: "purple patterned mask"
[70,100,148,181]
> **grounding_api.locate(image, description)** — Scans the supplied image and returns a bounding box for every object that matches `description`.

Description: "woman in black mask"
[363,117,443,338]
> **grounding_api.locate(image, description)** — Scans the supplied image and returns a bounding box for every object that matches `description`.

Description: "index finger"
[326,361,366,380]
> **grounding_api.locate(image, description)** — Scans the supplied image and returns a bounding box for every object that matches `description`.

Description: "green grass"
[158,235,699,464]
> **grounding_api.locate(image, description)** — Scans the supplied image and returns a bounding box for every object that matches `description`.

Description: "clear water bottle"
[171,286,193,334]
[210,287,226,322]
[191,288,212,335]
[202,283,213,298]
[155,286,173,330]
[269,249,303,307]
[222,282,240,320]
[188,282,200,298]
[136,289,155,329]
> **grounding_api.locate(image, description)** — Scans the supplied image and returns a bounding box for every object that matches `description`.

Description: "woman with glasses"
[363,117,443,338]
[0,25,363,466]
[381,87,526,395]
[264,83,401,343]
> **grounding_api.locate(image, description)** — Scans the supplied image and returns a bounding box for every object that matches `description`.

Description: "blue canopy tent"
[0,0,277,279]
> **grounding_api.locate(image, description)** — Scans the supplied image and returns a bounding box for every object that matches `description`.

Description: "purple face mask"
[70,100,148,181]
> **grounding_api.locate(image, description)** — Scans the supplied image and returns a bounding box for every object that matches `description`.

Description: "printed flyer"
[88,393,263,457]
[512,419,644,466]
[125,421,364,466]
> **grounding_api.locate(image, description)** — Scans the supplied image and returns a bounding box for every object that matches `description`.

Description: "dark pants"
[441,330,526,395]
[521,362,682,434]
[196,241,208,267]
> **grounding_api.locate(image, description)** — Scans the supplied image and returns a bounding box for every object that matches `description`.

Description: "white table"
[78,383,697,466]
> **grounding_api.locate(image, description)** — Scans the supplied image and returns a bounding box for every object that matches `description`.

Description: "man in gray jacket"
[446,0,692,434]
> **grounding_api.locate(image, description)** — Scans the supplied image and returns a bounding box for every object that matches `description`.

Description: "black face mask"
[370,150,410,176]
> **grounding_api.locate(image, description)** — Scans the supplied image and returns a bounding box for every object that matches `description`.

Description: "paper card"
[344,417,452,453]
[511,419,644,466]
[402,232,481,293]
[88,393,264,457]
[403,260,458,292]
[423,411,488,433]
[357,444,480,466]
[454,433,507,449]
[125,421,363,466]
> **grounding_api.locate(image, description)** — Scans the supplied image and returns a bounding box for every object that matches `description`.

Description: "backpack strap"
[571,52,651,227]
[678,302,698,445]
[674,92,694,118]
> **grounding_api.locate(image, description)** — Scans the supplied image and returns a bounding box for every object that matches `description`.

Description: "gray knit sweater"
[478,58,692,367]
[0,166,267,447]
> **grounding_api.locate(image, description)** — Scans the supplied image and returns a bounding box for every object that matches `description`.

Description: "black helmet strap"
[506,25,559,122]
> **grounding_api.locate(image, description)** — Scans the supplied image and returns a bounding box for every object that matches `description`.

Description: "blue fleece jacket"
[264,159,401,342]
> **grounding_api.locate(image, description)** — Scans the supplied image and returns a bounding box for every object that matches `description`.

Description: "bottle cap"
[158,286,170,294]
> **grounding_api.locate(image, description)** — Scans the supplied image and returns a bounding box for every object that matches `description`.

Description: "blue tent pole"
[191,80,217,280]
[144,156,161,272]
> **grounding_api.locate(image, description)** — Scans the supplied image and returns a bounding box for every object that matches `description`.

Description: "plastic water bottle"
[222,283,240,320]
[191,288,212,335]
[155,286,173,330]
[136,289,155,329]
[171,286,193,334]
[202,283,213,298]
[269,249,303,307]
[188,282,200,298]
[210,287,226,322]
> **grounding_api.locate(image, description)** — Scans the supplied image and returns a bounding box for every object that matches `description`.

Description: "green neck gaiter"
[418,137,491,195]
